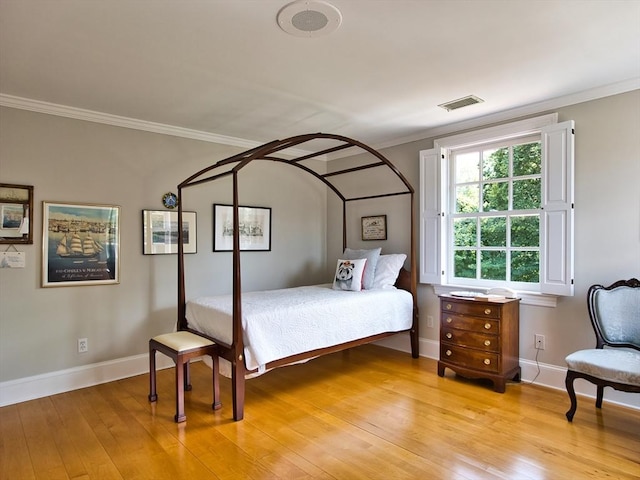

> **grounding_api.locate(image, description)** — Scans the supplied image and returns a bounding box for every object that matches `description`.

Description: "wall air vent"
[438,95,484,112]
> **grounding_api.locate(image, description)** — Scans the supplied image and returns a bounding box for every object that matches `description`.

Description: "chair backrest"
[587,278,640,350]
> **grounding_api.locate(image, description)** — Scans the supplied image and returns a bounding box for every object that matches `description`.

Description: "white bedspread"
[186,284,413,372]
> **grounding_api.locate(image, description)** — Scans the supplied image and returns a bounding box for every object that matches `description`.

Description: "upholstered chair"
[564,278,640,421]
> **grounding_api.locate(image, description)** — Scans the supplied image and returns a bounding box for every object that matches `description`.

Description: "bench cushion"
[152,331,214,352]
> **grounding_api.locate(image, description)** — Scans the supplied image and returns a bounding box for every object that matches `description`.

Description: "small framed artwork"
[361,214,387,241]
[42,202,120,287]
[142,210,197,255]
[0,183,33,244]
[213,204,271,252]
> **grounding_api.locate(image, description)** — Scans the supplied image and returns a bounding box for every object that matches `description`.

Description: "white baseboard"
[375,334,640,411]
[2,336,638,411]
[0,354,173,407]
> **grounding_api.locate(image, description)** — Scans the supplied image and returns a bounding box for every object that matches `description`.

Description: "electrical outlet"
[427,315,434,328]
[78,338,88,353]
[535,334,545,350]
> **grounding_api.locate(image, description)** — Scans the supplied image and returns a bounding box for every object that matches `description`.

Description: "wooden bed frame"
[176,133,419,420]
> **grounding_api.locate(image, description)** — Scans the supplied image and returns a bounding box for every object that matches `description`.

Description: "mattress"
[186,284,413,372]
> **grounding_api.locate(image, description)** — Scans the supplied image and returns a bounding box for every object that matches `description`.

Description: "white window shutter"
[540,120,575,296]
[419,148,444,284]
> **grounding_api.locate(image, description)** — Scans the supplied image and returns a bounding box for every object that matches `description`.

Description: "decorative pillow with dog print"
[332,258,367,292]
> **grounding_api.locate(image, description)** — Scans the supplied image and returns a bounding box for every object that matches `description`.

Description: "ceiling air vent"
[438,95,484,112]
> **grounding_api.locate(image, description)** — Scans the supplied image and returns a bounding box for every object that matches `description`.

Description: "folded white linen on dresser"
[186,284,413,372]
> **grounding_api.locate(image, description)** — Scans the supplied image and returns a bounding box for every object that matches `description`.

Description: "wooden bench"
[148,331,221,422]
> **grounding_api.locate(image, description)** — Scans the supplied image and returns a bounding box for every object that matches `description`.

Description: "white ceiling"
[1,0,639,153]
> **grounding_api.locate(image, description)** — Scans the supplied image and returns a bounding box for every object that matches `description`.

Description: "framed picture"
[213,204,271,252]
[42,202,120,287]
[0,183,33,244]
[142,210,197,254]
[361,214,387,241]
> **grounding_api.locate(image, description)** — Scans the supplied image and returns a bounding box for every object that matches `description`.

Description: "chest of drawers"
[437,295,521,393]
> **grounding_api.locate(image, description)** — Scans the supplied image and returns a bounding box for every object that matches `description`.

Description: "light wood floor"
[2,345,639,480]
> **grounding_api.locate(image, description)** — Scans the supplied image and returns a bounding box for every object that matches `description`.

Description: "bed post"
[231,171,246,421]
[177,186,187,331]
[231,364,246,421]
[342,200,347,251]
[409,190,419,359]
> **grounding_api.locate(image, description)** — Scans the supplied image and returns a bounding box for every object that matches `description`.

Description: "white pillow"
[332,258,367,292]
[342,247,381,289]
[371,254,407,289]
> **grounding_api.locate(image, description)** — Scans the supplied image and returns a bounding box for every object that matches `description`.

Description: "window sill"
[431,284,558,307]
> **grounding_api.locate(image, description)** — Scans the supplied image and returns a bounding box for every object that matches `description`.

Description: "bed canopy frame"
[176,133,419,420]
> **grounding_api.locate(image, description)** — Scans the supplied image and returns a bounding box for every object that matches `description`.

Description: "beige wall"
[1,90,639,409]
[332,90,640,408]
[0,107,327,382]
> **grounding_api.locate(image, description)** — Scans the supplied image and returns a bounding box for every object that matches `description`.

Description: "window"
[451,136,542,288]
[420,114,574,305]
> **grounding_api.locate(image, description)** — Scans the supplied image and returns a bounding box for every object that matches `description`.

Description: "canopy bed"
[176,133,419,421]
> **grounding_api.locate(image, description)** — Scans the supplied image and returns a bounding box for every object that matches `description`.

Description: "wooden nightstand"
[437,295,521,393]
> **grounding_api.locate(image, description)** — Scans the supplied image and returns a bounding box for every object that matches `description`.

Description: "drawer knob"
[484,340,491,346]
[446,304,452,310]
[446,332,453,339]
[446,317,453,324]
[484,323,492,330]
[445,350,452,356]
[484,358,491,365]
[484,308,492,315]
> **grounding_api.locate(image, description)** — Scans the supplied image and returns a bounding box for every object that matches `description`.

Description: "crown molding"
[0,94,319,159]
[363,77,640,157]
[3,76,638,162]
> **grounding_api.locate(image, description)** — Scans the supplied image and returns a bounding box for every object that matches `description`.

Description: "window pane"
[455,151,480,183]
[513,142,541,176]
[482,147,508,180]
[454,218,477,246]
[480,250,506,280]
[482,181,508,211]
[454,250,476,278]
[511,215,539,247]
[512,251,540,283]
[480,217,506,247]
[456,184,479,213]
[513,178,541,210]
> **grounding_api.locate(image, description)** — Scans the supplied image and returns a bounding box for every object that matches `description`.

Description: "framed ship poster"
[42,202,120,287]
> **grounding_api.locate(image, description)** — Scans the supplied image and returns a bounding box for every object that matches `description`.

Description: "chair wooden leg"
[148,346,158,402]
[174,356,186,423]
[596,385,604,408]
[565,371,578,422]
